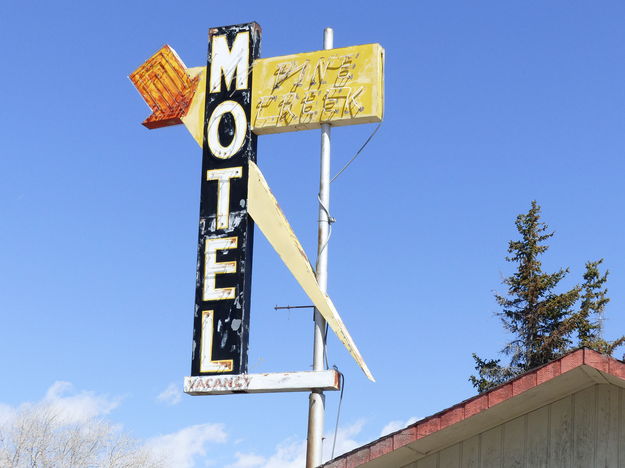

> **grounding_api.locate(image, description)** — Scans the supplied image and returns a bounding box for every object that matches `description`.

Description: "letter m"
[209,32,250,93]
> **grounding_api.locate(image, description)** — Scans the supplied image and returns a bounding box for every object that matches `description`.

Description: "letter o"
[207,100,247,159]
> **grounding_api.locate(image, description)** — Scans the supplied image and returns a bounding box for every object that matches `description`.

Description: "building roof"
[321,348,625,468]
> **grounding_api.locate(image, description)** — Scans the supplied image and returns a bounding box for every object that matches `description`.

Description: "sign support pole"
[306,26,333,468]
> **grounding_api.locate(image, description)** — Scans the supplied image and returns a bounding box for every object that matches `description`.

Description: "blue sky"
[2,1,625,466]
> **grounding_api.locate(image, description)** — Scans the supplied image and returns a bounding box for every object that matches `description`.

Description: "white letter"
[210,32,249,93]
[200,310,233,372]
[207,100,247,159]
[206,167,242,230]
[203,237,238,301]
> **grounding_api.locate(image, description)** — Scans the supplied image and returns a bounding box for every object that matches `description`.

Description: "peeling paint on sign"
[191,22,262,377]
[184,370,341,395]
[186,374,253,393]
[251,44,384,134]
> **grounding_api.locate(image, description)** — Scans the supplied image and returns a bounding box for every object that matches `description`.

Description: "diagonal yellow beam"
[247,161,374,382]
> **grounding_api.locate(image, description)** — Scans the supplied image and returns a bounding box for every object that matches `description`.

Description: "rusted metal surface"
[129,45,199,129]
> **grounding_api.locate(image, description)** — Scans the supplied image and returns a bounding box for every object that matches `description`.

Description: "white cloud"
[41,381,120,425]
[379,416,420,437]
[0,383,423,468]
[254,437,306,468]
[157,382,183,406]
[0,383,163,467]
[225,417,428,468]
[0,381,120,429]
[147,423,228,468]
[227,419,368,468]
[0,381,236,468]
[225,452,266,468]
[322,419,367,461]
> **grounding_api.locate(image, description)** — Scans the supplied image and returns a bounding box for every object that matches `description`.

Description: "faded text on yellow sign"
[251,44,384,135]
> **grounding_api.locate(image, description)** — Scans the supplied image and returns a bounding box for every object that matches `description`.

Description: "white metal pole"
[306,26,333,468]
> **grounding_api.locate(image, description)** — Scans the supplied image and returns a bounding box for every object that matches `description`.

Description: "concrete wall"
[404,384,625,468]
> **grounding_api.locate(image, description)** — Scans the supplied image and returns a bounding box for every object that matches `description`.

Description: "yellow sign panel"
[251,44,384,135]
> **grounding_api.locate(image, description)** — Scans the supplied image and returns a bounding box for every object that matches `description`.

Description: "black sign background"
[191,23,262,376]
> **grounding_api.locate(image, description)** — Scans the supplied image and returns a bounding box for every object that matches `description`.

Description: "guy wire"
[331,369,345,460]
[330,123,381,183]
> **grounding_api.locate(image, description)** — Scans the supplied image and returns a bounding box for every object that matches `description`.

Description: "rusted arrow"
[129,45,200,129]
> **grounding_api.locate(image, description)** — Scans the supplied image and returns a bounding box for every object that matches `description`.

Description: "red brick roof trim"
[321,348,624,468]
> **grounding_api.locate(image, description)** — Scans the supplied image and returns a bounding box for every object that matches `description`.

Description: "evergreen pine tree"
[470,201,580,392]
[576,260,625,354]
[471,203,625,393]
[577,259,608,348]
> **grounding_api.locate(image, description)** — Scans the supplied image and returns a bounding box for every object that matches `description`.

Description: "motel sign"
[130,22,382,384]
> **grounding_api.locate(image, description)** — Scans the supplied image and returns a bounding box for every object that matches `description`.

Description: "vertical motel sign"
[130,22,382,392]
[193,24,260,376]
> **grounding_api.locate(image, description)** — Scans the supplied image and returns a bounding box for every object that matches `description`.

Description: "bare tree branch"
[0,406,163,468]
